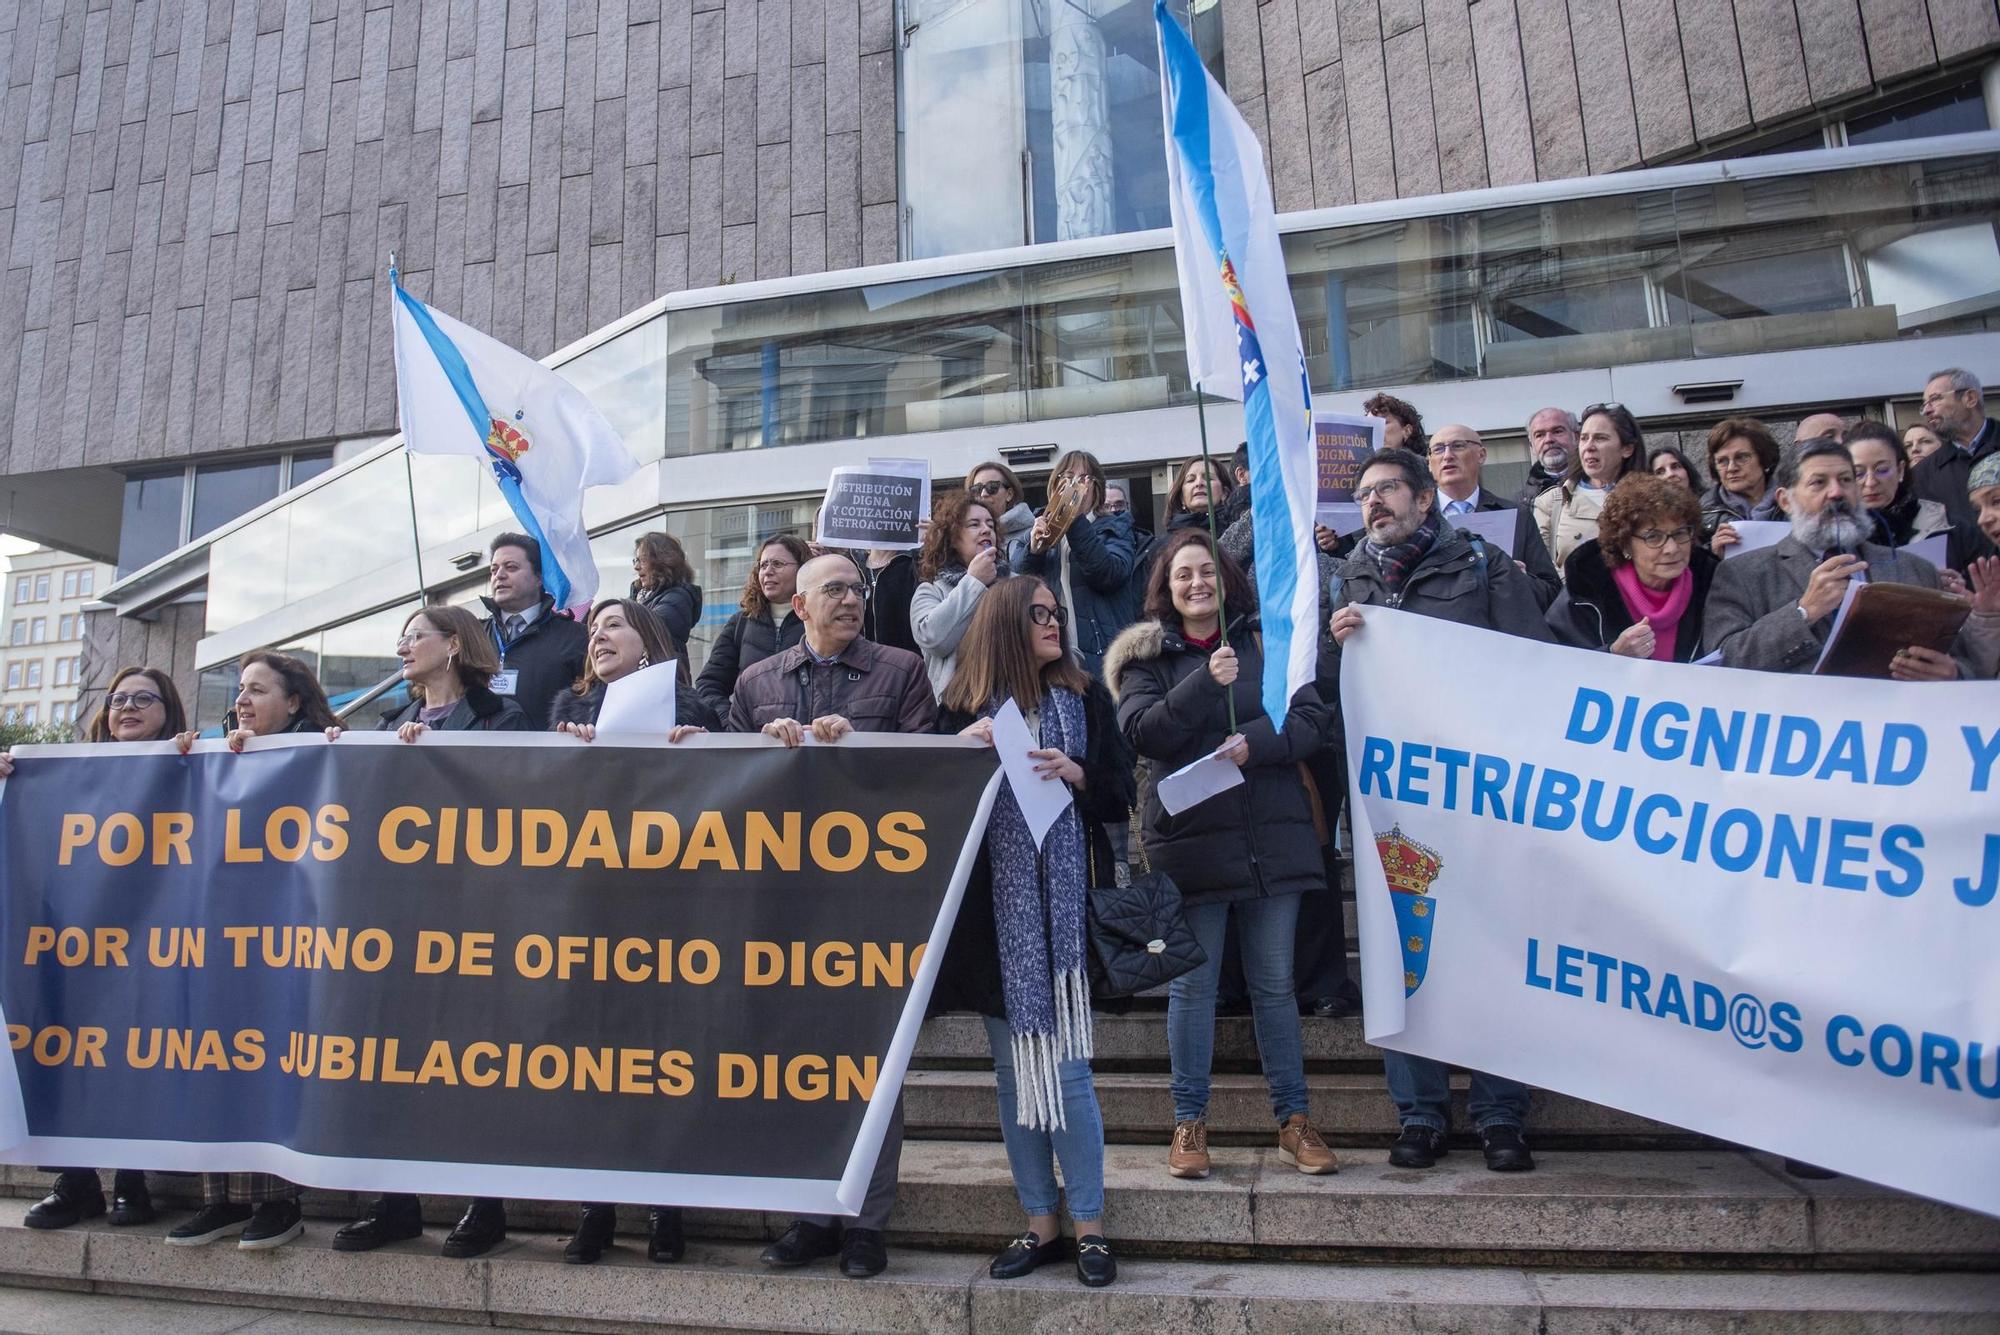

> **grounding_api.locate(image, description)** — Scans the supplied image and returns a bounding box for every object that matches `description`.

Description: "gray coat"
[1702,535,1987,675]
[1327,524,1553,657]
[909,567,991,699]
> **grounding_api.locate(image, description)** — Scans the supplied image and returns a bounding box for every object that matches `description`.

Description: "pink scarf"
[1611,563,1693,661]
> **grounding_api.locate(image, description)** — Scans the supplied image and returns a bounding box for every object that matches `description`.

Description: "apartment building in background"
[0,548,114,733]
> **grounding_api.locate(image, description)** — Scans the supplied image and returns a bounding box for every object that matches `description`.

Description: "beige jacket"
[1534,483,1608,576]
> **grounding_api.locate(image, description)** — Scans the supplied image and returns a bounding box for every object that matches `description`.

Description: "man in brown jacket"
[727,553,938,740]
[729,552,935,1279]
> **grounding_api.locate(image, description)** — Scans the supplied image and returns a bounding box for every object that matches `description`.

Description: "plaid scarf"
[1365,513,1440,595]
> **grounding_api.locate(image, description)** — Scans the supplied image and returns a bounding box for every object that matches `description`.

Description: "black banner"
[0,733,998,1213]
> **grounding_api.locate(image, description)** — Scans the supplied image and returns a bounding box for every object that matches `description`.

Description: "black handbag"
[1085,870,1206,999]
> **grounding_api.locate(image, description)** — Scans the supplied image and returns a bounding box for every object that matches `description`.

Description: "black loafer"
[440,1200,507,1259]
[563,1204,617,1265]
[332,1197,424,1252]
[1074,1234,1116,1287]
[24,1177,105,1230]
[106,1175,155,1228]
[839,1227,887,1278]
[1480,1125,1535,1172]
[988,1230,1065,1279]
[760,1219,840,1267]
[647,1207,685,1263]
[1388,1125,1447,1168]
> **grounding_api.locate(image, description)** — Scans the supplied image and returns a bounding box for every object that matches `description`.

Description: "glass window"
[319,601,419,719]
[289,449,336,489]
[22,704,35,724]
[8,622,22,646]
[57,615,72,640]
[26,661,41,687]
[33,575,48,601]
[117,468,187,576]
[559,314,668,466]
[5,664,18,690]
[77,570,91,597]
[60,571,75,598]
[1846,83,1987,146]
[190,458,284,540]
[903,0,1224,259]
[51,702,69,726]
[53,658,68,686]
[12,578,26,603]
[30,619,45,644]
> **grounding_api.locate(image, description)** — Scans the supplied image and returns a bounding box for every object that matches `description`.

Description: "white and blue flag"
[390,268,638,611]
[1155,1,1318,727]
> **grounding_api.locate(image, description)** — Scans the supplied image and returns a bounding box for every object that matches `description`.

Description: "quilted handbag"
[1085,870,1206,1000]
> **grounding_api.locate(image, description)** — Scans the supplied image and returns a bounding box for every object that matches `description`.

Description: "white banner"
[1342,608,2000,1217]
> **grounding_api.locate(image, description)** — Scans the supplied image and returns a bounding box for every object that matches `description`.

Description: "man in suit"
[1426,423,1561,609]
[1703,438,1977,679]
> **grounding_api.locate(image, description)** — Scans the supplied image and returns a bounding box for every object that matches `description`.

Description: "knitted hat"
[1971,452,2000,496]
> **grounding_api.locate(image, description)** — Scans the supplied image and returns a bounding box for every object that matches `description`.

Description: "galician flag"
[1155,1,1318,728]
[390,267,638,611]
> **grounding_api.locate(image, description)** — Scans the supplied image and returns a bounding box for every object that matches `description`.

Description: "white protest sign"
[1448,508,1518,554]
[991,698,1071,849]
[815,460,931,550]
[1342,607,2000,1218]
[1720,519,1791,558]
[1156,742,1246,816]
[1314,412,1383,533]
[595,660,678,734]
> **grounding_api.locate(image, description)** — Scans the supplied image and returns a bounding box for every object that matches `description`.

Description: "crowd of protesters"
[7,365,1998,1287]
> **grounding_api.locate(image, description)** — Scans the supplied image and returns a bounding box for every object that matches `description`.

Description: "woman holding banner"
[216,651,340,745]
[6,667,188,1235]
[1105,532,1337,1183]
[933,575,1118,1287]
[549,598,713,1263]
[334,605,529,1260]
[693,534,809,719]
[911,492,1003,698]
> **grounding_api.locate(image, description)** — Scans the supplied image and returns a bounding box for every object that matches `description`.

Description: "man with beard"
[1912,367,1999,533]
[1327,448,1549,1172]
[1703,438,1976,678]
[1516,407,1576,506]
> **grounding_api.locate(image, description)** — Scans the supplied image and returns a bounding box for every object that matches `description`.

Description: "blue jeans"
[1168,895,1308,1125]
[1382,1051,1531,1133]
[983,1015,1106,1220]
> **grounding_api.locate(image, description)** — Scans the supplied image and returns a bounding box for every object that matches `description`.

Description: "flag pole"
[1193,392,1238,734]
[389,252,429,606]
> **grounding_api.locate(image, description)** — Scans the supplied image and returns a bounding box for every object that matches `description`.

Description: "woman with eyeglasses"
[1701,417,1782,557]
[965,461,1036,551]
[1105,530,1337,1183]
[928,576,1119,1286]
[546,598,714,1265]
[3,667,187,1237]
[692,534,809,719]
[335,604,528,1260]
[1547,475,1719,661]
[629,531,704,650]
[1534,403,1647,574]
[911,492,1005,698]
[1849,420,1971,575]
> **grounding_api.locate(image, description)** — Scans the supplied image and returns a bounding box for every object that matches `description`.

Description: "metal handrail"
[333,669,406,723]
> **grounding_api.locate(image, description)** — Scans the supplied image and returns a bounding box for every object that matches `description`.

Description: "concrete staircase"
[0,1004,1995,1331]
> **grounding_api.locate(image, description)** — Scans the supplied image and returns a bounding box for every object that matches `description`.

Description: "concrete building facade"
[0,546,114,731]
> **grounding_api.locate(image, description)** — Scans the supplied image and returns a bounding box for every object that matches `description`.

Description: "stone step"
[903,1069,1712,1147]
[0,1216,1993,1334]
[916,1011,1380,1069]
[17,1149,1994,1269]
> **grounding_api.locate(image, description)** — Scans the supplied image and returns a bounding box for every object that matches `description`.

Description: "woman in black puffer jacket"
[630,531,704,650]
[693,534,808,718]
[1103,531,1335,1182]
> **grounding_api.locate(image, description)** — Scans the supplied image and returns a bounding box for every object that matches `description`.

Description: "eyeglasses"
[1633,526,1696,550]
[811,580,870,602]
[755,558,798,573]
[1426,440,1478,456]
[1352,478,1408,503]
[395,630,445,649]
[969,481,1010,497]
[1028,605,1069,627]
[107,691,163,710]
[1858,462,1900,480]
[1582,402,1625,419]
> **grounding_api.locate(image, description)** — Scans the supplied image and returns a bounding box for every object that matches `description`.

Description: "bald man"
[1795,412,1847,444]
[1426,423,1562,609]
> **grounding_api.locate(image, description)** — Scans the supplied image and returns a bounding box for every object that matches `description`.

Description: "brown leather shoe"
[1278,1113,1338,1174]
[1168,1119,1210,1179]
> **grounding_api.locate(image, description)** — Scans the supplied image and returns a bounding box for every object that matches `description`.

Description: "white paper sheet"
[1811,579,1865,673]
[595,660,678,734]
[1693,649,1724,666]
[1449,507,1517,553]
[1720,519,1791,558]
[1156,742,1247,816]
[991,698,1071,849]
[1903,533,1948,570]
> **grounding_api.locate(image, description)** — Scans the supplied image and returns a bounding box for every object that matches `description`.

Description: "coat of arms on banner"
[1376,824,1443,996]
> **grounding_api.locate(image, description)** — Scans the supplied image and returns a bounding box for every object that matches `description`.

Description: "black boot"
[440,1198,507,1258]
[106,1171,154,1227]
[23,1172,104,1230]
[647,1206,685,1263]
[563,1203,617,1265]
[760,1219,840,1267]
[333,1193,425,1252]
